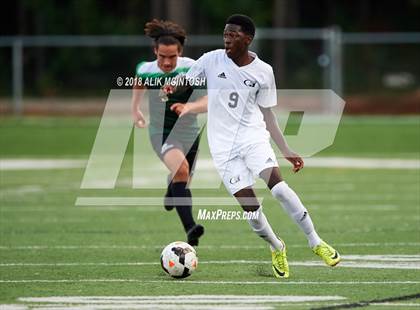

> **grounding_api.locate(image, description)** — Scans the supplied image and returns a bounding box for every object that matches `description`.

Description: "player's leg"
[184,135,200,185]
[244,143,321,247]
[162,148,196,231]
[259,166,340,266]
[216,153,289,278]
[259,167,321,247]
[150,135,175,211]
[243,142,340,266]
[164,173,174,211]
[233,187,289,278]
[216,155,281,248]
[233,187,284,250]
[163,135,200,211]
[183,136,204,246]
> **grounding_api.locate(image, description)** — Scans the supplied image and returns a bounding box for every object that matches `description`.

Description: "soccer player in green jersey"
[131,19,206,246]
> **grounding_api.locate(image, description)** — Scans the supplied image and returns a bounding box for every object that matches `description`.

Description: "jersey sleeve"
[186,52,209,80]
[135,61,148,78]
[181,57,197,68]
[256,68,278,108]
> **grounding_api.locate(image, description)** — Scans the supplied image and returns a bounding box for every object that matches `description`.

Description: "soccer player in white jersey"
[169,14,340,278]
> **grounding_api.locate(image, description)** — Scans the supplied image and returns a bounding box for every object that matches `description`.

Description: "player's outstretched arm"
[260,107,304,173]
[131,84,147,128]
[161,74,194,100]
[170,95,208,117]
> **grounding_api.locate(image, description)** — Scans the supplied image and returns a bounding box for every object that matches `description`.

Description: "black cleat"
[187,224,205,246]
[164,194,174,211]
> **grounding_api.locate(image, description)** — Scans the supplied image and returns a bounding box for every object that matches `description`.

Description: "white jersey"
[186,49,277,156]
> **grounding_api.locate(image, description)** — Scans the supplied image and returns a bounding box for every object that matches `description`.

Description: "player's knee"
[270,181,289,201]
[173,162,190,181]
[260,167,283,189]
[241,204,260,212]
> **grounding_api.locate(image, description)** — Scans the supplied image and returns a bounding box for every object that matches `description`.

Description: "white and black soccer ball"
[160,241,198,278]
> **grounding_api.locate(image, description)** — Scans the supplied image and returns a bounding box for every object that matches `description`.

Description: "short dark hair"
[226,14,255,37]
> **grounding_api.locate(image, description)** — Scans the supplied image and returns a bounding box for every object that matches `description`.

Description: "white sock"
[246,207,284,251]
[271,181,322,248]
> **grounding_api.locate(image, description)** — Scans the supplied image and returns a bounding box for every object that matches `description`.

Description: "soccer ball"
[160,241,198,278]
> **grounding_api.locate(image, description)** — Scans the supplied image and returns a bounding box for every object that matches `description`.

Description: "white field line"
[1,185,44,195]
[67,179,420,190]
[310,204,400,211]
[74,197,253,206]
[0,207,165,212]
[9,295,346,310]
[0,306,266,310]
[299,194,419,201]
[0,304,343,310]
[370,303,420,307]
[0,159,85,170]
[0,242,419,250]
[5,179,417,196]
[32,305,272,310]
[74,194,419,206]
[1,205,416,212]
[0,279,419,285]
[0,218,88,224]
[297,157,420,169]
[344,255,420,262]
[1,256,419,269]
[1,157,419,171]
[0,262,157,267]
[0,306,27,310]
[290,261,420,270]
[19,295,346,304]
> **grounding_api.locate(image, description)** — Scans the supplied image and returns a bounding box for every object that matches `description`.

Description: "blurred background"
[0,4,419,305]
[0,0,419,115]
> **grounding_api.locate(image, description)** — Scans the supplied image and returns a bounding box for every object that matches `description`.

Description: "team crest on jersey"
[244,79,257,87]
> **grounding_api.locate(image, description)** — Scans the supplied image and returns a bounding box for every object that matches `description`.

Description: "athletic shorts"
[150,133,200,174]
[212,142,279,195]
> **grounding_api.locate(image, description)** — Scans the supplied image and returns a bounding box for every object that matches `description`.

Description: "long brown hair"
[144,19,186,50]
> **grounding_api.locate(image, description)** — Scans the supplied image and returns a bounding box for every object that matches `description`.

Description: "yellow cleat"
[313,241,341,267]
[271,241,289,278]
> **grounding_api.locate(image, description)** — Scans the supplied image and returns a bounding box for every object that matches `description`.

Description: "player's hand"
[159,84,176,102]
[170,103,191,117]
[284,151,304,173]
[133,110,147,128]
[162,84,175,94]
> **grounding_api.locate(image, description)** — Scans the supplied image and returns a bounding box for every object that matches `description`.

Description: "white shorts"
[212,142,279,195]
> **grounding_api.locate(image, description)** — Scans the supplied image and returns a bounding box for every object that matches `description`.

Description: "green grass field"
[1,116,419,309]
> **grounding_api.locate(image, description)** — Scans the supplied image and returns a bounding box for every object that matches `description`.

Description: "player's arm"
[161,74,193,98]
[260,107,304,172]
[170,95,208,117]
[131,83,147,128]
[163,54,208,98]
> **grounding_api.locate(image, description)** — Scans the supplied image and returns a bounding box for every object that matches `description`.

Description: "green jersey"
[135,57,201,141]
